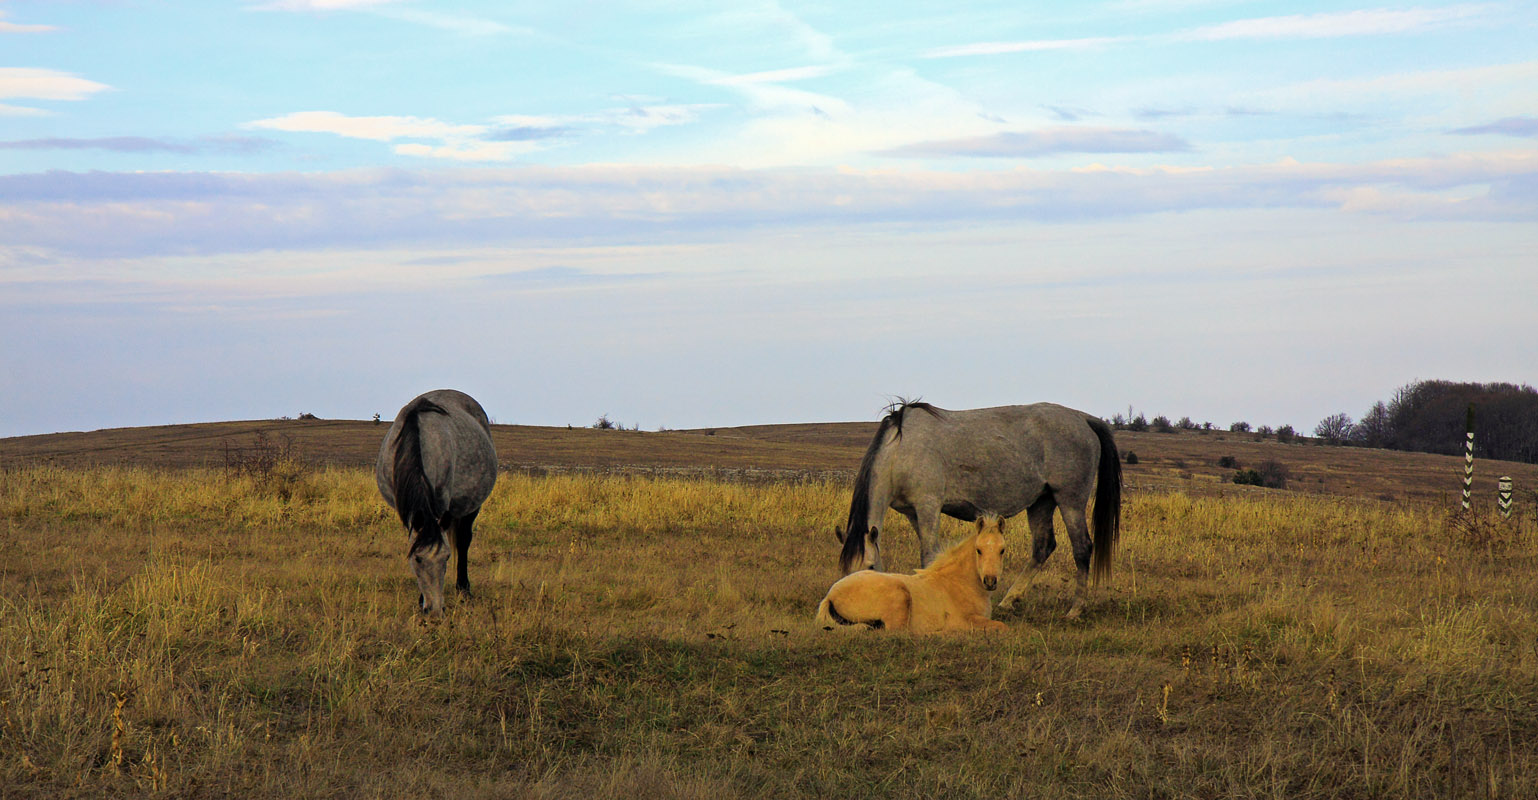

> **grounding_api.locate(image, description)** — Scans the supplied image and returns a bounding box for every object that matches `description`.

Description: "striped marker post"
[1461,405,1475,511]
[1499,476,1513,520]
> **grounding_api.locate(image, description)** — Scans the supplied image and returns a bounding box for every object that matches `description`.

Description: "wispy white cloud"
[925,4,1494,58]
[924,36,1124,59]
[246,110,486,141]
[373,7,519,36]
[885,127,1191,158]
[0,68,110,115]
[253,0,516,36]
[1177,6,1491,41]
[244,100,712,161]
[0,11,57,33]
[0,68,110,101]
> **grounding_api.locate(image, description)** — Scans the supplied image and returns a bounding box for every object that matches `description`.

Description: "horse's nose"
[983,576,997,590]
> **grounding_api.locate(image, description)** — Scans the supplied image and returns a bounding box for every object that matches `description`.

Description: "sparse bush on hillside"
[593,414,616,430]
[1111,413,1127,429]
[1125,451,1139,464]
[1127,414,1149,432]
[221,432,315,501]
[1257,425,1274,437]
[1276,424,1296,444]
[1177,416,1199,431]
[1233,460,1288,489]
[1218,455,1238,469]
[1152,415,1174,433]
[1230,421,1252,433]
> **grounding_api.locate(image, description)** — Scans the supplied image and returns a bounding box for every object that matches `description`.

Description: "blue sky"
[2,1,1535,437]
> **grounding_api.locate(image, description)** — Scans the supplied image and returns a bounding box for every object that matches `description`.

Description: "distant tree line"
[1109,379,1538,464]
[1322,380,1538,464]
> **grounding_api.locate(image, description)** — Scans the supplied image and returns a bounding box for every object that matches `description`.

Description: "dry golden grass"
[3,467,1538,798]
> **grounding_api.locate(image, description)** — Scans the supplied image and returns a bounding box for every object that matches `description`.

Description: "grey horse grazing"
[836,401,1120,618]
[376,389,497,616]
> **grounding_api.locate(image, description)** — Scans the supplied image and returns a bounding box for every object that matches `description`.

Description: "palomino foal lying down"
[816,516,1007,633]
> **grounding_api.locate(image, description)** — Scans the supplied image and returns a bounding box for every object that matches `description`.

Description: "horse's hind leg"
[1060,501,1093,620]
[999,494,1057,612]
[453,510,478,595]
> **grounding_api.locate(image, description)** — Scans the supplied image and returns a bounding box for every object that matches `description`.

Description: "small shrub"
[372,412,382,424]
[1229,421,1251,433]
[1218,455,1238,469]
[593,414,616,430]
[222,432,314,501]
[1256,459,1289,489]
[1177,416,1199,431]
[1232,469,1263,486]
[1127,414,1149,433]
[1125,451,1140,465]
[1152,415,1174,433]
[1276,424,1296,444]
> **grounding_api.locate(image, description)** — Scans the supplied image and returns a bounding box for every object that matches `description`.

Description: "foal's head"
[972,515,1006,591]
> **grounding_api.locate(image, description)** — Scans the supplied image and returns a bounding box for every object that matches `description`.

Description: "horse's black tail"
[394,398,448,555]
[1087,416,1122,584]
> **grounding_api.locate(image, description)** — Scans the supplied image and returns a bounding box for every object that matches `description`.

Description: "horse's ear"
[997,515,1005,532]
[868,526,879,542]
[833,525,845,544]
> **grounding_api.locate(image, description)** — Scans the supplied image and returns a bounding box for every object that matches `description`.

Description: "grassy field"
[7,416,1538,506]
[3,462,1538,798]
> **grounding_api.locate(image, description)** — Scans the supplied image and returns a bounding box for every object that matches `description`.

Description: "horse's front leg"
[999,499,1056,613]
[910,502,944,568]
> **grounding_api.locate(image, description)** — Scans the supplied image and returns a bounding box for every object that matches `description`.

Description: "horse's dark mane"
[839,399,944,573]
[394,398,448,555]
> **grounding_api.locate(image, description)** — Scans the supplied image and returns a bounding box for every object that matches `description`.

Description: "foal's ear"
[833,525,845,544]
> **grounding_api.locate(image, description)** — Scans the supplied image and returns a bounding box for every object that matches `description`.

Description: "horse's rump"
[817,571,913,630]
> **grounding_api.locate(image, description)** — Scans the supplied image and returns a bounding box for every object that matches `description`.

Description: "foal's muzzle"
[983,576,998,591]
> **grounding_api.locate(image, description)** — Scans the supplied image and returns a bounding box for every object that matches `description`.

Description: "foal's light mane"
[919,531,983,576]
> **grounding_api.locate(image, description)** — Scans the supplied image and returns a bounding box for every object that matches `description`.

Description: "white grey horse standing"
[836,401,1121,618]
[376,389,497,616]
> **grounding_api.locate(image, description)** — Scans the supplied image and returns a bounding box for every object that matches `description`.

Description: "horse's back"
[376,389,498,516]
[890,403,1102,513]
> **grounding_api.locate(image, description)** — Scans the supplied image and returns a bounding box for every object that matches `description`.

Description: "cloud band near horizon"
[2,151,1533,259]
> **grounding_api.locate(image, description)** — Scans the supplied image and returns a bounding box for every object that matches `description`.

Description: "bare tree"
[1315,413,1354,444]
